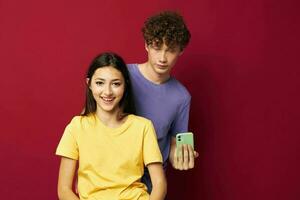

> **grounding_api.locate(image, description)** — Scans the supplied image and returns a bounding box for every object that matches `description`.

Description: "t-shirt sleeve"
[170,96,191,137]
[143,120,163,166]
[55,119,79,160]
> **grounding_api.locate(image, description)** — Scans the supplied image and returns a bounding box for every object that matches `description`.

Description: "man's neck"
[138,62,170,84]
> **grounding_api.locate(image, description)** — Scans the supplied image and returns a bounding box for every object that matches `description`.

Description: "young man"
[127,11,198,192]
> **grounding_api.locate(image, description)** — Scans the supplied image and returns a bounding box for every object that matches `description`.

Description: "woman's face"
[89,66,125,114]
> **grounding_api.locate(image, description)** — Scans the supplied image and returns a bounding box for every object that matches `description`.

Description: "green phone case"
[176,132,194,155]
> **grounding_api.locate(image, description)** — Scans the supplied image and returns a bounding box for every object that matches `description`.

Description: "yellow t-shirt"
[56,114,162,200]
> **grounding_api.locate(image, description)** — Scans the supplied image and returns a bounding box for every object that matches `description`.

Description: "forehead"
[93,66,123,79]
[151,40,180,50]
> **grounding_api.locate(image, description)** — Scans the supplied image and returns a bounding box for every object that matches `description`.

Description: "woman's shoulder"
[130,114,153,126]
[67,115,96,129]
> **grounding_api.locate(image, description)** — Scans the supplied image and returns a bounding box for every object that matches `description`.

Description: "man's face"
[145,41,182,77]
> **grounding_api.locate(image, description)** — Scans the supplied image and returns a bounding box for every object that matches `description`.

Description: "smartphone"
[176,132,194,155]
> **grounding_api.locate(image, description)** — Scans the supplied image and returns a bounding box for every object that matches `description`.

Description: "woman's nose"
[103,85,112,95]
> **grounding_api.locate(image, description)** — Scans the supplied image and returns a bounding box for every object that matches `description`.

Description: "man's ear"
[145,42,149,52]
[179,49,184,56]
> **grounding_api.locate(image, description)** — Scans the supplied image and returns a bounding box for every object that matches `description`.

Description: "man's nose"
[159,51,167,63]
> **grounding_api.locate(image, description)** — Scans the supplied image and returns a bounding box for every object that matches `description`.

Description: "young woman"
[56,52,167,200]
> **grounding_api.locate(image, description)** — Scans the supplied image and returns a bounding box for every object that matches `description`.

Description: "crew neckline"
[94,114,134,135]
[133,64,172,86]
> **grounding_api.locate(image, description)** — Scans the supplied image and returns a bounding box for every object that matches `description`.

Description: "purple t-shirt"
[127,64,191,165]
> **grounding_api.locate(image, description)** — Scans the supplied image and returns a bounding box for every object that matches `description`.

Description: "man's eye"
[168,47,179,53]
[150,45,161,50]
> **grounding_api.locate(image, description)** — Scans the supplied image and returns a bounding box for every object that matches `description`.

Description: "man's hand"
[169,137,199,170]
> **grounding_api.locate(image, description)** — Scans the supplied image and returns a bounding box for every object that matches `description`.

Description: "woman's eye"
[96,81,104,86]
[112,82,121,86]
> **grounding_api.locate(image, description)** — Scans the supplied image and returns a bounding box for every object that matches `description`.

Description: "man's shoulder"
[127,63,141,80]
[127,63,137,67]
[169,77,191,100]
[127,63,138,71]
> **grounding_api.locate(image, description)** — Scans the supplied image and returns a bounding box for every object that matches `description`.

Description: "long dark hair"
[81,52,136,116]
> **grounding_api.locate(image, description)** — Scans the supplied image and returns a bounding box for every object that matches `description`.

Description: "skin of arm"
[147,163,167,200]
[169,137,199,170]
[57,157,80,200]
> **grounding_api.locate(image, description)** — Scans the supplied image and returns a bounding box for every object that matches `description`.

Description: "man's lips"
[157,64,168,68]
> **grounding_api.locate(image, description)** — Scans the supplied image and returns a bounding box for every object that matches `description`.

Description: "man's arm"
[57,157,80,200]
[148,162,167,200]
[169,136,199,170]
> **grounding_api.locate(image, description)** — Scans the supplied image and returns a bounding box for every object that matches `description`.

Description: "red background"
[1,0,300,200]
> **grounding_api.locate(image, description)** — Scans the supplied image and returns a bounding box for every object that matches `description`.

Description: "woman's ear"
[86,78,90,88]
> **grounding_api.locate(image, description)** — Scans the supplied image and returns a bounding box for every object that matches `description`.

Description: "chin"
[98,104,116,112]
[103,107,116,112]
[155,69,169,75]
